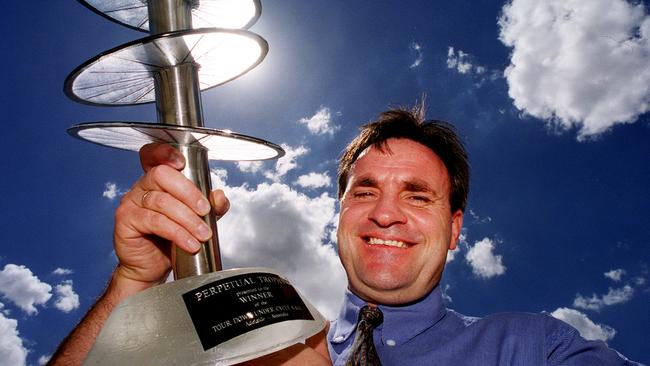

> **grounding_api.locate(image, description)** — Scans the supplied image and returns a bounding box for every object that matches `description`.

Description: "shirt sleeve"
[544,315,644,365]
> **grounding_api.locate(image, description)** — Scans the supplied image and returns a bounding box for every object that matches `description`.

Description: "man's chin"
[351,276,439,305]
[351,283,413,305]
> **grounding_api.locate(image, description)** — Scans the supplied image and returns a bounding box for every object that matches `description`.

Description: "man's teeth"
[367,237,407,248]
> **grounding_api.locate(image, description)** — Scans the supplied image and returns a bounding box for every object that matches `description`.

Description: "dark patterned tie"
[346,305,383,366]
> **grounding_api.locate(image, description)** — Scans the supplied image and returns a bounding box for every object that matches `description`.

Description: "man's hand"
[48,143,231,366]
[113,143,230,294]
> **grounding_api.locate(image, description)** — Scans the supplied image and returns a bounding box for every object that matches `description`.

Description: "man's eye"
[407,195,431,204]
[353,191,374,198]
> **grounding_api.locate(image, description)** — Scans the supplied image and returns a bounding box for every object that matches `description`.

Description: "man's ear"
[449,210,464,250]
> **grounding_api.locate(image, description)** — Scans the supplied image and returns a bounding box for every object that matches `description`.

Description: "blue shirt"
[327,286,642,365]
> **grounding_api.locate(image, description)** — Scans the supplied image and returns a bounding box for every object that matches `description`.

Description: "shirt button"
[334,336,345,342]
[386,339,396,346]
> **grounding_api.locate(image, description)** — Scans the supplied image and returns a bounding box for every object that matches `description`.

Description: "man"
[50,106,640,365]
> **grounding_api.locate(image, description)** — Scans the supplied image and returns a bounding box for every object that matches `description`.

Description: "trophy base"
[84,268,326,365]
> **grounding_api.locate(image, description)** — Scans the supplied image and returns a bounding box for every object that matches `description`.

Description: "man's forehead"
[353,138,443,168]
[348,138,450,188]
[355,140,395,160]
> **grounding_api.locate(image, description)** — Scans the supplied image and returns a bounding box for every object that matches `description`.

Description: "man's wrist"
[107,266,164,304]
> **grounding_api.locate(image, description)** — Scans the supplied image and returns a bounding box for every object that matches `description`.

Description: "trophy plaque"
[65,1,326,364]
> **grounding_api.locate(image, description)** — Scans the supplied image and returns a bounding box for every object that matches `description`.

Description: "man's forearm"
[48,269,156,366]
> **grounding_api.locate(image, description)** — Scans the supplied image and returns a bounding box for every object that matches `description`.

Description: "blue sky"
[1,1,649,365]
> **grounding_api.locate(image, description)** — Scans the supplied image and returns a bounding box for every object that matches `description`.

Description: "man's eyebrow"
[403,180,437,194]
[355,177,377,188]
[349,176,442,196]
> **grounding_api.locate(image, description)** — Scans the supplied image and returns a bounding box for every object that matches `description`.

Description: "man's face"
[337,138,463,305]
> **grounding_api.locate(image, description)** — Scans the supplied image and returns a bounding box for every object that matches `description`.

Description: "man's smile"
[365,237,409,249]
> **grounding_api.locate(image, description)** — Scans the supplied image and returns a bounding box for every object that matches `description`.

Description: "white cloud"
[0,311,27,366]
[38,355,51,365]
[446,248,459,263]
[264,144,309,182]
[53,280,80,313]
[465,238,506,278]
[573,285,634,311]
[294,172,332,189]
[236,161,264,174]
[604,268,626,282]
[447,47,484,75]
[298,106,340,135]
[210,168,229,188]
[0,264,52,315]
[52,268,73,276]
[498,0,650,139]
[447,230,468,264]
[215,176,347,319]
[102,182,124,200]
[468,209,492,224]
[0,303,9,316]
[601,286,634,305]
[328,213,339,245]
[410,42,424,68]
[551,307,616,341]
[634,276,647,286]
[446,47,499,88]
[442,284,453,303]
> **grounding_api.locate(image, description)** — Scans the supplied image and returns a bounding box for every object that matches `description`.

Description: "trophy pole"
[148,0,222,277]
[64,1,326,364]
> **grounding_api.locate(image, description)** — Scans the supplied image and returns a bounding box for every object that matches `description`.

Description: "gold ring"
[141,190,152,207]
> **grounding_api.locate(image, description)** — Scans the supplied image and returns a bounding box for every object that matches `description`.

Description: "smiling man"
[327,107,639,365]
[50,105,641,365]
[336,123,465,307]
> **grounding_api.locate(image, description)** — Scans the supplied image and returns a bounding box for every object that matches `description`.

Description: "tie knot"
[359,306,383,327]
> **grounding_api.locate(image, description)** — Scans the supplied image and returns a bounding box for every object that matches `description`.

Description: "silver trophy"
[65,1,325,364]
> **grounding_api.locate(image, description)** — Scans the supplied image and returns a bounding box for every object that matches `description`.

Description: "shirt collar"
[328,285,447,346]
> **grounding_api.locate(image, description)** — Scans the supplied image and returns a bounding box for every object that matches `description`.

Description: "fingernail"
[197,223,211,239]
[197,199,210,214]
[187,238,201,252]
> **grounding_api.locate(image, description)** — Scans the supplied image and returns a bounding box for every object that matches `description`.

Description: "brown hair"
[337,105,470,212]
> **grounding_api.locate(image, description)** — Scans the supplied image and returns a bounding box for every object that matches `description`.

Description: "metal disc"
[65,29,268,106]
[78,0,262,32]
[68,122,284,161]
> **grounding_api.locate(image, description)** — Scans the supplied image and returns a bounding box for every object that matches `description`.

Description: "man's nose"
[368,194,407,227]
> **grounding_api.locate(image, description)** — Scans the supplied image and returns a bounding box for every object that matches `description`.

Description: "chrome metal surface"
[173,145,223,277]
[78,0,261,32]
[64,29,268,105]
[83,268,327,366]
[148,0,193,34]
[150,2,216,278]
[153,63,203,126]
[67,122,285,161]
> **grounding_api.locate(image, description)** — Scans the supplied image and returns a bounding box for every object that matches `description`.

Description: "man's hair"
[337,104,470,212]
